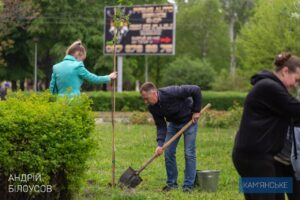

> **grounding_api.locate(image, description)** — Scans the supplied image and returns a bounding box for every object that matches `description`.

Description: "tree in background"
[28,0,105,89]
[0,0,39,37]
[0,0,39,90]
[0,0,271,91]
[161,56,216,90]
[28,0,166,91]
[237,0,300,77]
[221,0,255,75]
[176,0,230,72]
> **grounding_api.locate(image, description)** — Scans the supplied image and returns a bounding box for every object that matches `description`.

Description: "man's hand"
[192,112,201,123]
[155,146,164,156]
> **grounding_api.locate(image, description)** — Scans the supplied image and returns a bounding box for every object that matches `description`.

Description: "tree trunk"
[41,53,54,89]
[229,13,236,76]
[202,31,209,58]
[11,80,17,91]
[102,84,107,91]
[20,80,25,91]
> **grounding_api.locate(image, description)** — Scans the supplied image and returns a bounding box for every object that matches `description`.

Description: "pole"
[111,32,117,187]
[34,42,37,92]
[145,56,148,82]
[117,56,123,92]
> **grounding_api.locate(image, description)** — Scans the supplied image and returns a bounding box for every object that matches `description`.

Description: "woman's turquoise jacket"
[49,55,110,96]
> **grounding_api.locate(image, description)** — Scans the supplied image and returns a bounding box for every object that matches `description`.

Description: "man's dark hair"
[140,82,157,93]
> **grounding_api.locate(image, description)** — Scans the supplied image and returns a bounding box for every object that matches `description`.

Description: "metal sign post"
[117,56,123,92]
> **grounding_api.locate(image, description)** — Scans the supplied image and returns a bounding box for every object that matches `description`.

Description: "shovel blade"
[119,167,143,188]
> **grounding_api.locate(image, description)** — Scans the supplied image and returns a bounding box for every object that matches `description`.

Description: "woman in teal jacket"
[49,40,117,96]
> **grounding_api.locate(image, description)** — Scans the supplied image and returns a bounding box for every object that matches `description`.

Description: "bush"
[87,91,246,112]
[201,110,228,128]
[202,91,246,110]
[89,91,146,112]
[129,112,154,125]
[201,103,243,128]
[161,56,216,90]
[0,92,95,199]
[212,69,249,91]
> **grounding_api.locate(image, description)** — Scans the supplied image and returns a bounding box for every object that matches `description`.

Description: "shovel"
[119,103,211,188]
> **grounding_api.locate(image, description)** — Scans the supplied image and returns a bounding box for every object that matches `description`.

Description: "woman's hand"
[109,72,117,80]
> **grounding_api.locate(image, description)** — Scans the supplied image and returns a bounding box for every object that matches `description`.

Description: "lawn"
[74,123,243,200]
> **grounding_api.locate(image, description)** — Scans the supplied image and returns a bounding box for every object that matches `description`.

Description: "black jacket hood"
[250,70,285,88]
[234,70,300,155]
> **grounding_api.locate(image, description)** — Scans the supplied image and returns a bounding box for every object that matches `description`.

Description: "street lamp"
[33,37,38,92]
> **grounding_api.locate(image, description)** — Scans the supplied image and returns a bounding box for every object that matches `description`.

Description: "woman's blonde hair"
[66,40,86,57]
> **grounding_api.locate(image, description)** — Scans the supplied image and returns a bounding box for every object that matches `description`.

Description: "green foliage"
[117,0,133,5]
[202,110,229,128]
[0,92,95,199]
[212,69,249,91]
[161,56,216,90]
[87,91,246,111]
[0,39,14,68]
[0,0,39,80]
[89,91,146,112]
[237,0,300,77]
[28,0,108,87]
[220,0,256,35]
[0,0,39,38]
[201,103,243,128]
[203,91,246,110]
[1,0,243,91]
[176,0,230,71]
[129,112,153,125]
[112,5,131,45]
[3,30,34,81]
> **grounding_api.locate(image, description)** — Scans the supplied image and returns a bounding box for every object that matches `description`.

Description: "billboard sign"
[104,4,176,55]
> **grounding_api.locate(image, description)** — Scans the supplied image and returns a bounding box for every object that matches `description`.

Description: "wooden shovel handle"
[136,103,211,174]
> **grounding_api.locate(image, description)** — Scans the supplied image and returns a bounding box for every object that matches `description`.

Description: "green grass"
[74,124,243,200]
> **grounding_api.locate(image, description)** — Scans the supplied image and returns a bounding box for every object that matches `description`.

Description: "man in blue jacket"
[140,82,202,192]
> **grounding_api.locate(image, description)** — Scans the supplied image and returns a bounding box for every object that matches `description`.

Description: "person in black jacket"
[140,82,202,192]
[232,52,300,200]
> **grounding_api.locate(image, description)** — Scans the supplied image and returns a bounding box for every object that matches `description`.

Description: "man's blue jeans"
[164,121,198,189]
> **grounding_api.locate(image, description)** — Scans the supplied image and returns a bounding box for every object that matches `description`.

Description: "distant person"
[140,82,201,192]
[49,40,117,96]
[273,118,300,200]
[280,119,300,183]
[291,120,300,181]
[232,53,300,200]
[0,82,10,100]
